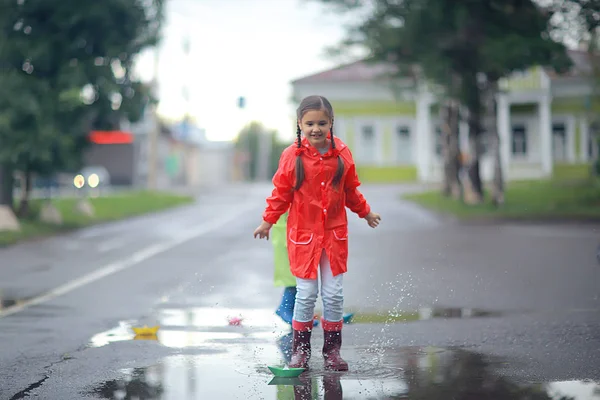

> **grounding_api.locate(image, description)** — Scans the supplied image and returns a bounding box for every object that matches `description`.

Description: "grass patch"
[347,310,421,324]
[0,190,194,246]
[403,179,600,220]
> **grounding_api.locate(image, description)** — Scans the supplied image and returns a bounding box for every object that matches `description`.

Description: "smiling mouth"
[310,132,324,139]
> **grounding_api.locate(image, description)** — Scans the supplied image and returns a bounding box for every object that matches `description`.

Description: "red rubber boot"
[321,319,349,371]
[289,319,313,369]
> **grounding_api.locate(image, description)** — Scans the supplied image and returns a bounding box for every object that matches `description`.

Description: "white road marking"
[0,202,260,318]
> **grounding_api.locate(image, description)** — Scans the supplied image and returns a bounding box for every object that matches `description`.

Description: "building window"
[552,122,567,161]
[362,125,374,139]
[434,126,443,156]
[511,124,527,156]
[358,124,377,164]
[395,125,412,163]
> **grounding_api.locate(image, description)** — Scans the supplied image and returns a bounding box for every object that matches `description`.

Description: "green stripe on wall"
[332,101,416,116]
[551,97,600,114]
[511,104,536,113]
[501,66,542,91]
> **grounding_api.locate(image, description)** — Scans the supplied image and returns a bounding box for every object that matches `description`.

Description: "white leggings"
[293,249,344,323]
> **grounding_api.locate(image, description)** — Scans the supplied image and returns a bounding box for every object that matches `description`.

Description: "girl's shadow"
[292,373,343,400]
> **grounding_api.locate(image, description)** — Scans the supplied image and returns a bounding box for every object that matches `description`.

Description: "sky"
[133,0,362,142]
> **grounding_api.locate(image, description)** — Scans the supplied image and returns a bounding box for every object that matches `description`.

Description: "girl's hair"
[294,95,345,191]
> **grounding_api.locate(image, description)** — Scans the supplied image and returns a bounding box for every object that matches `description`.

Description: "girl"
[254,95,381,371]
[272,212,351,327]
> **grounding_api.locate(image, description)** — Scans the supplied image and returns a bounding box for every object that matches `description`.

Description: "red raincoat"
[262,136,371,279]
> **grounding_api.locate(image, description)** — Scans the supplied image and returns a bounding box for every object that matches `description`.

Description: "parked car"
[74,166,111,189]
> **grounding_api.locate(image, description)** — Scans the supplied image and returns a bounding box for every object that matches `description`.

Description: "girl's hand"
[253,221,273,240]
[365,211,381,228]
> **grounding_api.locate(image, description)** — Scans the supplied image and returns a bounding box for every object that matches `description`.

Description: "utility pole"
[180,32,192,186]
[182,32,191,139]
[257,127,272,182]
[264,129,273,180]
[238,97,251,181]
[147,48,160,190]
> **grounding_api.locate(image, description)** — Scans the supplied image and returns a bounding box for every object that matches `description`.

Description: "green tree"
[0,0,164,215]
[475,2,570,205]
[235,122,289,181]
[312,0,569,204]
[550,0,600,176]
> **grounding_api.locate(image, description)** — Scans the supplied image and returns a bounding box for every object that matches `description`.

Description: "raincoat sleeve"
[262,151,294,224]
[344,162,371,218]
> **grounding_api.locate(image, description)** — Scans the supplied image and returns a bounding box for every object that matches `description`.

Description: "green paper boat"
[267,377,304,386]
[268,365,305,377]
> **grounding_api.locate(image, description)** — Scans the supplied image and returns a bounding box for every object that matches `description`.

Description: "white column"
[416,91,434,181]
[580,116,589,162]
[539,94,553,176]
[497,93,511,178]
[567,116,576,163]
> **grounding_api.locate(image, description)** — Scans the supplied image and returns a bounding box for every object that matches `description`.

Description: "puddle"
[85,347,599,399]
[86,306,598,399]
[0,293,36,310]
[89,305,500,350]
[0,289,70,317]
[89,308,291,348]
[349,306,504,324]
[89,305,504,349]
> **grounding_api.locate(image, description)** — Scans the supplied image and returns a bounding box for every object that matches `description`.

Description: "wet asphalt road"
[0,183,599,399]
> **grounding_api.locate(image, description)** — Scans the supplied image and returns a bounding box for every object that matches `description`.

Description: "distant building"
[83,130,137,186]
[169,119,235,187]
[291,49,598,183]
[84,109,235,189]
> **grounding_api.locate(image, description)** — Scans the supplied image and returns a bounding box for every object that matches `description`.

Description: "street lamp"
[147,49,160,190]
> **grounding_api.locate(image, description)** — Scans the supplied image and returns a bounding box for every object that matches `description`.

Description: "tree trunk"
[17,168,32,217]
[464,112,484,204]
[486,82,504,207]
[0,164,15,211]
[490,133,504,206]
[440,99,462,199]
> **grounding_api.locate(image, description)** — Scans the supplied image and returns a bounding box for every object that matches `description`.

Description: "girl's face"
[298,109,332,149]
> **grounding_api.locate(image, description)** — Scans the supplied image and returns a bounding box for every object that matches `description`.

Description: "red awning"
[89,130,134,144]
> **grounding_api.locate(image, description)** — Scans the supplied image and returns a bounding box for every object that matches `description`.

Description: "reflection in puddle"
[417,306,503,320]
[89,305,503,349]
[92,366,164,399]
[349,306,505,324]
[547,380,600,399]
[86,345,599,399]
[87,306,598,399]
[89,307,291,349]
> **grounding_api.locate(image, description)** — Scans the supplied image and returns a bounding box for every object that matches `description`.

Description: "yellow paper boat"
[134,333,158,341]
[132,325,160,335]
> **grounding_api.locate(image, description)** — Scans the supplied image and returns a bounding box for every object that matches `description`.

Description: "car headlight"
[88,173,100,188]
[74,174,85,189]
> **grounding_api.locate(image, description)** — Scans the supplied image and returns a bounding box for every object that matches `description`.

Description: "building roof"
[545,49,594,80]
[291,50,594,85]
[291,60,402,84]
